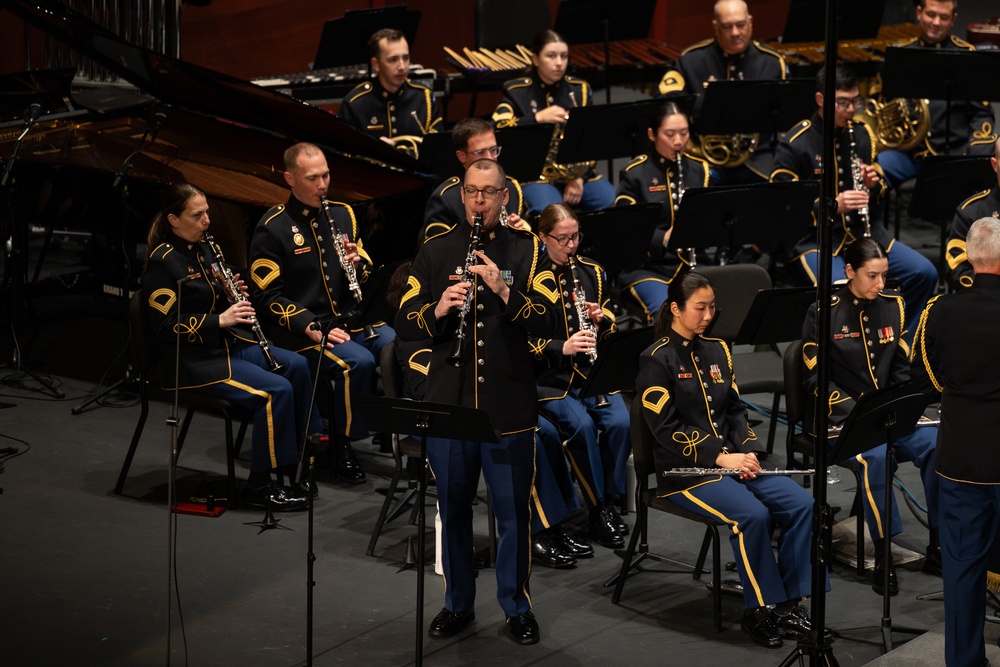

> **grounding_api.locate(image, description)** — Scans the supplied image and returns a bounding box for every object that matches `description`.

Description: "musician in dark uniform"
[422,117,525,242]
[636,270,818,649]
[394,158,560,644]
[879,0,997,188]
[802,238,939,595]
[250,142,393,483]
[659,0,786,185]
[771,62,937,337]
[615,101,711,323]
[492,29,615,216]
[530,203,631,551]
[337,28,442,156]
[143,183,317,511]
[911,216,1000,667]
[945,137,1000,290]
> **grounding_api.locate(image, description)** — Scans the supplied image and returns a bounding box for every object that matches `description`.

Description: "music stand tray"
[881,47,1000,102]
[696,79,816,136]
[578,326,657,399]
[576,203,661,276]
[669,181,818,256]
[735,287,816,346]
[557,98,691,164]
[828,382,931,466]
[313,6,420,70]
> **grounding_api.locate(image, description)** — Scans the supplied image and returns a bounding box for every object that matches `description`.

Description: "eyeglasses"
[834,96,864,110]
[462,185,506,199]
[464,145,502,159]
[547,232,583,247]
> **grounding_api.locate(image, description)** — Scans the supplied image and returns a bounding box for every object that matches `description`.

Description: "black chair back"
[629,398,655,481]
[697,264,771,344]
[380,342,403,401]
[128,290,160,382]
[782,338,806,429]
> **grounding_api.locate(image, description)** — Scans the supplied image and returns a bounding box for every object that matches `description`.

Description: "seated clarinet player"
[492,29,615,216]
[530,203,631,551]
[802,238,940,595]
[636,270,820,649]
[615,101,711,323]
[143,183,322,511]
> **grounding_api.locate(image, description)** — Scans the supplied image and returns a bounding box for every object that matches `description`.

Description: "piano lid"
[1,0,426,202]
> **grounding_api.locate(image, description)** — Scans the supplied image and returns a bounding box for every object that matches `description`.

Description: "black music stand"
[696,79,816,147]
[827,382,933,653]
[558,99,685,165]
[354,396,498,667]
[415,132,459,180]
[735,287,816,346]
[669,181,818,262]
[554,0,657,104]
[313,5,421,70]
[882,48,1000,157]
[781,0,886,43]
[576,203,661,276]
[356,260,408,330]
[578,326,656,401]
[907,155,994,276]
[494,125,552,184]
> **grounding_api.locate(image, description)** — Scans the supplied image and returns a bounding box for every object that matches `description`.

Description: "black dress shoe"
[504,611,540,645]
[606,505,630,536]
[589,507,624,549]
[872,558,899,596]
[741,607,783,648]
[428,607,475,638]
[290,477,318,499]
[241,482,308,512]
[556,528,594,558]
[773,605,821,640]
[532,532,577,569]
[330,438,366,484]
[924,544,943,576]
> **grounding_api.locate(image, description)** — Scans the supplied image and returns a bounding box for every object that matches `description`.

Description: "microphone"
[22,103,41,129]
[149,112,167,137]
[310,311,360,331]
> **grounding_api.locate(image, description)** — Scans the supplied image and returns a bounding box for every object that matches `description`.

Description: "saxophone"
[319,196,378,340]
[846,122,872,238]
[567,255,609,408]
[202,231,283,372]
[447,212,483,367]
[539,90,593,183]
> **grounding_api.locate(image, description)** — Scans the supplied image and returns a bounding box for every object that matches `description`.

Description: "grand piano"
[0,0,429,306]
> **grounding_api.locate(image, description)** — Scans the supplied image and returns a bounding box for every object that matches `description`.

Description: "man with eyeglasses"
[879,0,996,188]
[771,62,937,337]
[660,0,787,185]
[396,158,560,645]
[422,117,525,242]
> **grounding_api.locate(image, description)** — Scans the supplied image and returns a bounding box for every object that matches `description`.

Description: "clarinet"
[447,212,483,367]
[674,153,696,267]
[202,231,283,372]
[567,255,610,408]
[847,121,872,238]
[319,196,378,341]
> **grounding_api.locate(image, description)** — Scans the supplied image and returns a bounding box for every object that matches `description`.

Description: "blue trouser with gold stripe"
[427,430,535,617]
[301,339,376,441]
[540,390,630,509]
[845,427,938,540]
[531,416,580,533]
[666,475,817,608]
[196,343,322,473]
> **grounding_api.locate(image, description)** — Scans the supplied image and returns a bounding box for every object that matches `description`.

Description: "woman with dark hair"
[636,270,818,649]
[615,101,711,323]
[143,183,323,511]
[492,29,615,215]
[802,237,939,595]
[529,203,631,560]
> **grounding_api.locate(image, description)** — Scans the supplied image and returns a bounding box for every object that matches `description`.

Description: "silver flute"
[447,212,483,367]
[202,231,283,372]
[846,121,872,238]
[662,468,816,477]
[319,196,378,340]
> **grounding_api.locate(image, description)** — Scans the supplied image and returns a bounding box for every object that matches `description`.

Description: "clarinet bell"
[594,393,611,409]
[362,324,380,341]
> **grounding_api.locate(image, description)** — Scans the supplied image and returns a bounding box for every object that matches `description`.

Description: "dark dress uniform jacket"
[945,188,1000,290]
[801,286,909,433]
[615,151,710,284]
[249,196,373,351]
[771,112,890,258]
[338,78,442,142]
[894,36,996,158]
[636,333,761,495]
[394,222,560,435]
[529,256,616,400]
[422,175,524,242]
[144,232,256,390]
[670,39,786,177]
[911,274,1000,483]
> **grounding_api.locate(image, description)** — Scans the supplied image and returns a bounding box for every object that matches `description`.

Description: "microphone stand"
[72,113,166,415]
[1,102,63,400]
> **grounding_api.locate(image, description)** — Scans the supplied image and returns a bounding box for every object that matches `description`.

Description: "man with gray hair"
[912,215,1000,666]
